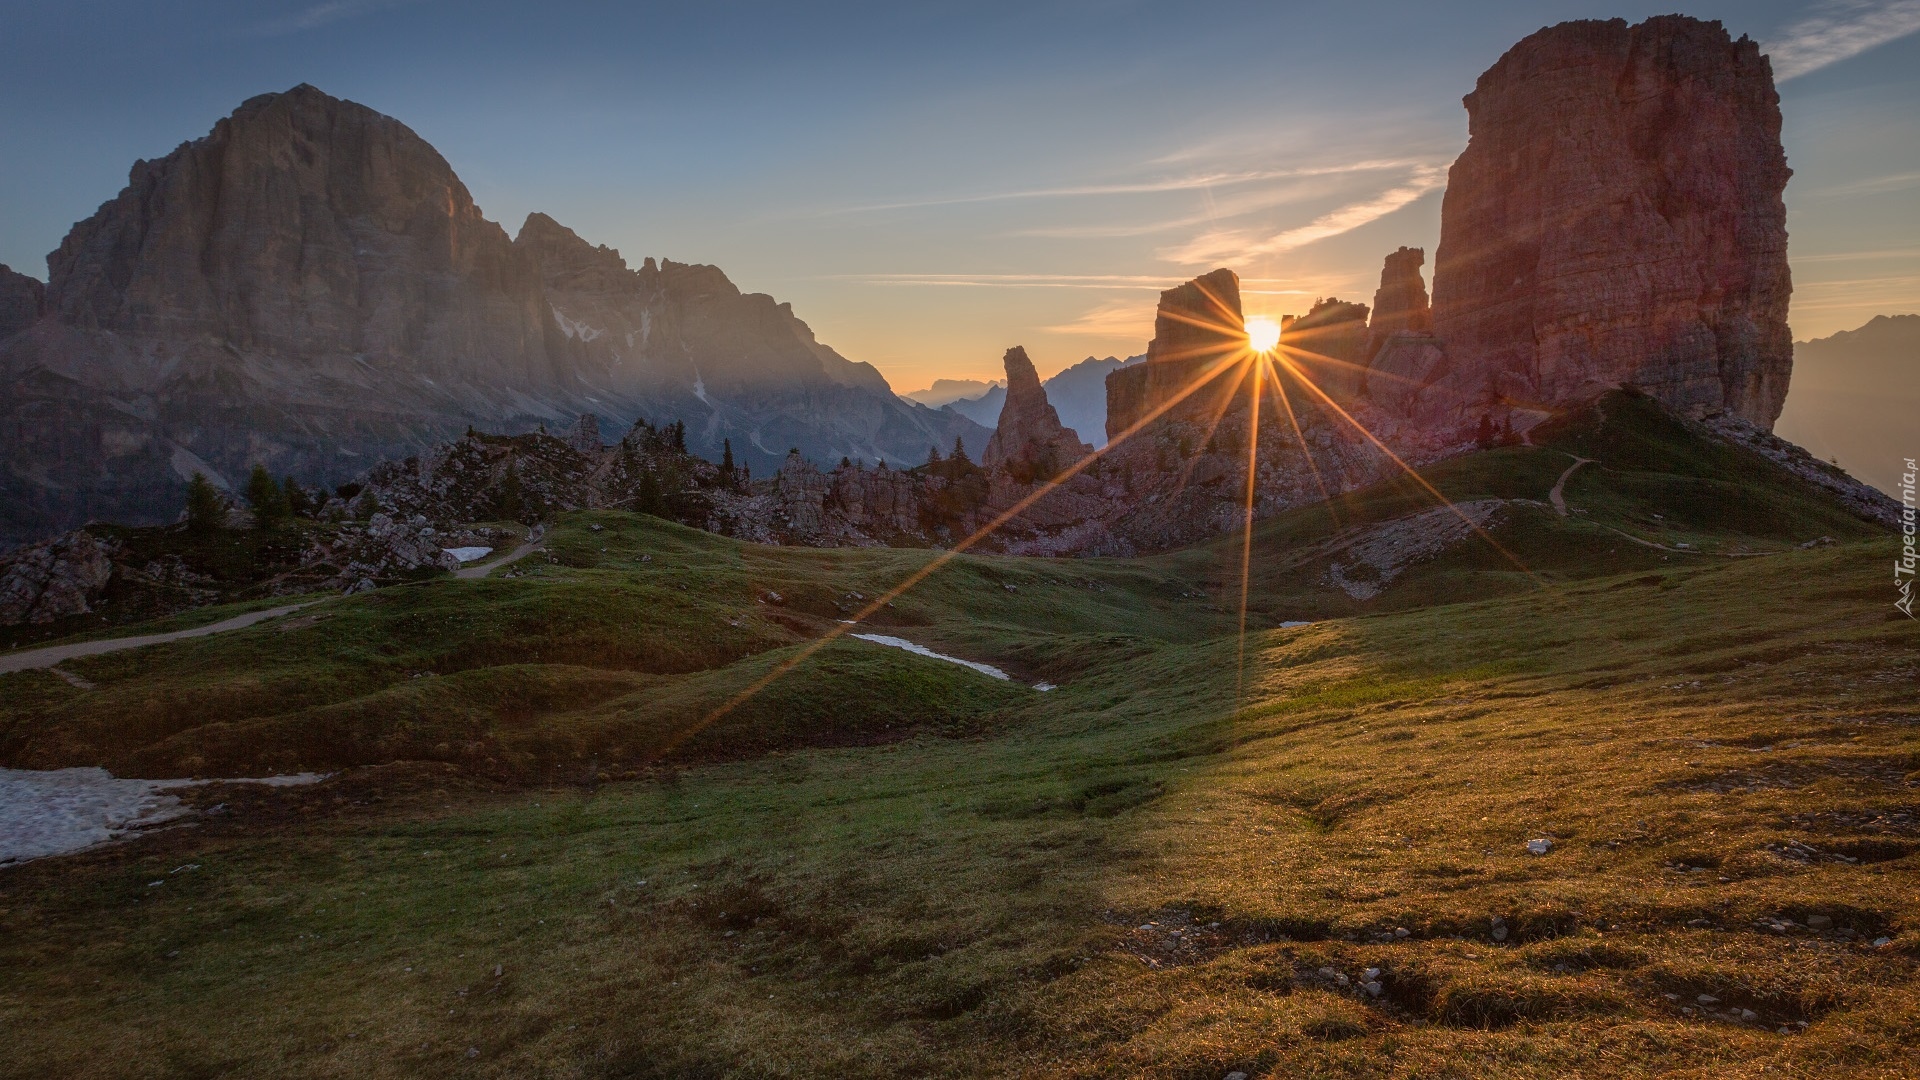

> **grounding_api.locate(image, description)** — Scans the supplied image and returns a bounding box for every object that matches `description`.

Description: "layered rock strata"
[1429,15,1793,427]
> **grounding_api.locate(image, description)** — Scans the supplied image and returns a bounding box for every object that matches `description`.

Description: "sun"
[1245,315,1281,353]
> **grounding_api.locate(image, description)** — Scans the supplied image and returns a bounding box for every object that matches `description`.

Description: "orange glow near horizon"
[659,273,1555,760]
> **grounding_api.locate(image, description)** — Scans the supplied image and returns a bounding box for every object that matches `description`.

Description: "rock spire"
[983,347,1093,482]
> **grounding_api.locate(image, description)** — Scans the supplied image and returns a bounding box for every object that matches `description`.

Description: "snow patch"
[692,373,711,405]
[550,305,604,342]
[1,767,325,865]
[444,546,493,563]
[852,633,1053,690]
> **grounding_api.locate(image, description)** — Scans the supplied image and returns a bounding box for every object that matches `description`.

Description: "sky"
[2,1,1916,393]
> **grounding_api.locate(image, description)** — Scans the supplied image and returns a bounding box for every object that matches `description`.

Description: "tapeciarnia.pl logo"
[1898,457,1916,619]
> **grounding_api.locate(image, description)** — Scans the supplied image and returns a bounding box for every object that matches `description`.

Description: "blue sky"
[2,0,1916,390]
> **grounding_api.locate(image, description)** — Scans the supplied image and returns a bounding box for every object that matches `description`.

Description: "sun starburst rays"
[658,274,1552,760]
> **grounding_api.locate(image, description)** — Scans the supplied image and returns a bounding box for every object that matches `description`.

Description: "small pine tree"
[636,468,663,517]
[1475,414,1496,449]
[671,421,687,452]
[246,464,289,527]
[721,438,735,480]
[927,444,943,466]
[185,472,226,533]
[497,459,525,522]
[283,476,313,518]
[840,456,853,470]
[951,436,970,465]
[1499,414,1516,446]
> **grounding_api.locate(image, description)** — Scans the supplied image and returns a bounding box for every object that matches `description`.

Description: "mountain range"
[1774,314,1919,496]
[0,85,985,550]
[942,353,1143,448]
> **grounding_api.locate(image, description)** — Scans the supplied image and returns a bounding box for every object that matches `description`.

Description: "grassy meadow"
[0,398,1915,1078]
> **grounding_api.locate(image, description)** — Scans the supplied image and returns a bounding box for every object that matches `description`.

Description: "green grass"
[0,395,1912,1077]
[1,540,1913,1077]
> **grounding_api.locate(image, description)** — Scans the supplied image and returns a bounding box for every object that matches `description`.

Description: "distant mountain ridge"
[1774,313,1919,496]
[0,84,984,550]
[943,353,1143,447]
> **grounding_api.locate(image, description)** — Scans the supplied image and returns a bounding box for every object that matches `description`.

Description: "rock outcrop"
[0,531,117,626]
[1106,268,1246,439]
[1281,298,1371,401]
[0,85,983,550]
[1429,15,1792,428]
[983,347,1094,482]
[0,265,44,341]
[1365,248,1431,358]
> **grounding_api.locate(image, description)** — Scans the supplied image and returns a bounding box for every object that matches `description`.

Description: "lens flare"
[1245,316,1281,353]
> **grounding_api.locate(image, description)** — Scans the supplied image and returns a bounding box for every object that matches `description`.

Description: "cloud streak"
[1159,165,1447,265]
[242,0,422,38]
[825,159,1425,215]
[1765,0,1920,80]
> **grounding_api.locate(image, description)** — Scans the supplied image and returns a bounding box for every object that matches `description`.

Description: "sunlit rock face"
[0,85,982,549]
[1106,268,1246,440]
[1430,15,1793,429]
[1365,247,1431,359]
[983,347,1093,483]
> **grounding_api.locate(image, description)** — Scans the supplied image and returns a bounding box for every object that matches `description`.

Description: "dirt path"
[0,603,316,677]
[1550,456,1595,517]
[456,539,544,579]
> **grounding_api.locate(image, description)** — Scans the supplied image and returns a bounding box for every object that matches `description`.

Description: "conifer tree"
[497,459,525,522]
[246,465,290,527]
[951,436,970,465]
[283,476,313,518]
[185,472,226,533]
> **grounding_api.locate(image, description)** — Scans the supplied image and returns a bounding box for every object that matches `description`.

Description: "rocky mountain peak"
[1366,247,1431,358]
[1430,14,1791,429]
[983,347,1092,482]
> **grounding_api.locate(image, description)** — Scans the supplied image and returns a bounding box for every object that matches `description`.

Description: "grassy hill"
[0,393,1912,1077]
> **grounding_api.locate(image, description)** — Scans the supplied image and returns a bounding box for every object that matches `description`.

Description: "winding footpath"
[1549,455,1596,517]
[0,538,546,678]
[0,603,316,676]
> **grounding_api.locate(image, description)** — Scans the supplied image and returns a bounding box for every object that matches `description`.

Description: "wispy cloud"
[1040,298,1160,337]
[1794,246,1920,261]
[242,0,422,38]
[1160,165,1447,265]
[1765,0,1920,80]
[1811,170,1920,197]
[824,160,1423,215]
[843,273,1314,292]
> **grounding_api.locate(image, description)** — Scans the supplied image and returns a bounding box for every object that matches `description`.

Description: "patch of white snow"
[444,546,494,563]
[1,767,325,865]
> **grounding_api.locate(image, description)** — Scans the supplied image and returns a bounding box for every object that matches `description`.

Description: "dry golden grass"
[0,539,1914,1078]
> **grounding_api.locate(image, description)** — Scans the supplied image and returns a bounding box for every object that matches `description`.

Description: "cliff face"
[1106,268,1245,439]
[983,347,1093,482]
[1366,247,1431,358]
[0,265,45,341]
[0,85,982,549]
[1430,15,1792,428]
[1282,297,1370,402]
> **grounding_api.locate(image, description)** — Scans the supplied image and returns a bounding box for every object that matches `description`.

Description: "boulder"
[1429,16,1793,429]
[0,531,117,626]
